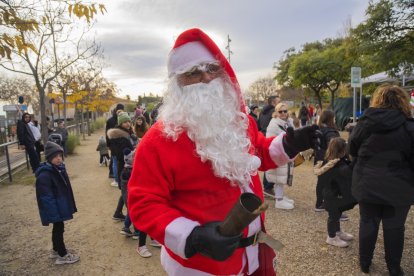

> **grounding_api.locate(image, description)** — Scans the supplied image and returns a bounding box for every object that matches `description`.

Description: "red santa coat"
[128,116,288,275]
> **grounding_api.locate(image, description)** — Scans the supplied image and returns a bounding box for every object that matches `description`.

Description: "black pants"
[25,143,40,173]
[114,195,124,216]
[315,177,324,208]
[52,222,67,257]
[99,154,110,164]
[327,207,344,238]
[359,202,410,272]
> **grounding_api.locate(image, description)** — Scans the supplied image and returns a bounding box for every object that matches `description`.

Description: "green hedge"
[91,117,106,133]
[66,134,80,154]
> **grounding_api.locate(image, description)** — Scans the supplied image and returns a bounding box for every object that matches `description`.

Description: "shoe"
[326,235,349,248]
[360,261,370,274]
[110,181,119,187]
[132,231,140,240]
[150,240,162,247]
[336,231,354,241]
[314,204,325,212]
[283,196,294,204]
[275,199,294,210]
[389,266,404,276]
[55,252,80,265]
[263,188,276,199]
[112,213,125,221]
[137,246,152,258]
[99,162,104,167]
[340,213,349,221]
[120,227,133,237]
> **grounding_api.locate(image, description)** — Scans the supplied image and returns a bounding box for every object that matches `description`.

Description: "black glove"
[282,125,320,157]
[184,222,242,261]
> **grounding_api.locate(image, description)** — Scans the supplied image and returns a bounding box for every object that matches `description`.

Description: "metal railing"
[0,121,90,183]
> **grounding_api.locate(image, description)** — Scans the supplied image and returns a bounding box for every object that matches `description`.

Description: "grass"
[0,166,35,186]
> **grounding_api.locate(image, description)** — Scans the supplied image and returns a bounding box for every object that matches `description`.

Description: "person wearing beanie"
[16,112,40,172]
[107,110,136,221]
[127,28,318,275]
[35,141,79,265]
[105,103,125,180]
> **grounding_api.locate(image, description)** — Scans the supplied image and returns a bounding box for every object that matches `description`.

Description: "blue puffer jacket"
[35,162,77,226]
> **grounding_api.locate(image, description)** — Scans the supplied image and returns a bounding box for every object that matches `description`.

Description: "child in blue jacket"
[35,141,79,265]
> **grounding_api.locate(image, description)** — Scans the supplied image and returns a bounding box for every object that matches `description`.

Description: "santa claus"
[128,28,317,275]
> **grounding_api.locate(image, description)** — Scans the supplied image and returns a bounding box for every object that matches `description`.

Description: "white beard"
[159,77,260,187]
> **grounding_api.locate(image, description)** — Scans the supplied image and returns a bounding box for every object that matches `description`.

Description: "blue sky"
[95,0,369,98]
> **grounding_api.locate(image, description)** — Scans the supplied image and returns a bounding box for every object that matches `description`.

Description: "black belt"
[239,231,260,248]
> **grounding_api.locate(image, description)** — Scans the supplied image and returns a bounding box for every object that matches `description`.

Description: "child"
[119,148,152,258]
[313,137,357,247]
[35,141,80,264]
[96,136,110,166]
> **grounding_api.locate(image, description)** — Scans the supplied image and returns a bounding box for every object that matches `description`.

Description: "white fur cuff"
[165,217,200,259]
[269,133,292,166]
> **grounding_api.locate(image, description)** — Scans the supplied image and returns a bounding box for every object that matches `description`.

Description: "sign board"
[351,67,362,88]
[2,104,27,112]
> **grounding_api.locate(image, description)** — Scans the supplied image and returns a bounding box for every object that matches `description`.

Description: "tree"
[351,0,414,76]
[245,76,279,106]
[0,0,105,143]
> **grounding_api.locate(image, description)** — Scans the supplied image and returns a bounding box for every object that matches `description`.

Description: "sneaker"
[55,252,80,265]
[275,199,294,210]
[132,231,140,240]
[314,204,325,212]
[326,235,349,248]
[336,231,354,241]
[99,162,104,167]
[263,188,276,199]
[340,213,349,221]
[110,181,119,187]
[137,246,152,258]
[283,196,294,204]
[150,240,162,247]
[120,227,133,237]
[112,213,125,221]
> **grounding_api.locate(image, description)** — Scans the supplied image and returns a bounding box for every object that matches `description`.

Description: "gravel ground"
[0,129,413,276]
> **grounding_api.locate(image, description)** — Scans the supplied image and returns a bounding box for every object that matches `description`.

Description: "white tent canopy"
[362,71,414,85]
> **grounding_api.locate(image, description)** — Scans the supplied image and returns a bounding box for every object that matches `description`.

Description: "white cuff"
[165,217,200,259]
[269,132,292,166]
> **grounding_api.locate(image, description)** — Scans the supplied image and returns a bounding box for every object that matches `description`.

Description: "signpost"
[351,67,362,123]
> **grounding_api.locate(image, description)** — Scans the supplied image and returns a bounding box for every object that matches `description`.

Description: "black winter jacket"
[17,114,36,146]
[107,127,135,183]
[35,162,77,226]
[258,104,275,135]
[349,108,414,206]
[318,158,357,212]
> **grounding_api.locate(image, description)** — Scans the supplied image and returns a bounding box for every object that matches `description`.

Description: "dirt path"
[0,129,413,275]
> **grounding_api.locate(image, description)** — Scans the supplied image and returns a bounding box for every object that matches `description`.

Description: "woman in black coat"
[349,85,414,275]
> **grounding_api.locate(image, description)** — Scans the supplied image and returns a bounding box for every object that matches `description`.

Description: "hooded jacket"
[258,104,275,135]
[35,162,77,226]
[17,113,36,146]
[314,158,357,211]
[349,108,414,206]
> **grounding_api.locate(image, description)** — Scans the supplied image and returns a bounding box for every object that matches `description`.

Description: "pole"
[359,86,362,114]
[353,87,357,123]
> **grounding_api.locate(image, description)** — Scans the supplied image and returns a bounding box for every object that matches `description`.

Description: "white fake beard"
[159,77,260,187]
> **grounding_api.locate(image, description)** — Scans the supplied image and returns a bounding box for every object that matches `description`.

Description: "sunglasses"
[278,110,288,114]
[179,63,222,83]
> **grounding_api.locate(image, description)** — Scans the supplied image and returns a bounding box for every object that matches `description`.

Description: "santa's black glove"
[184,222,242,261]
[282,125,320,158]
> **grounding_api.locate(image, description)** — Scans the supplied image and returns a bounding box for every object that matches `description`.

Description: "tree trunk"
[63,91,67,125]
[86,109,91,136]
[38,86,49,145]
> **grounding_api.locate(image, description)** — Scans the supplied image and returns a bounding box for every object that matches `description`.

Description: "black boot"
[360,260,371,274]
[389,267,404,276]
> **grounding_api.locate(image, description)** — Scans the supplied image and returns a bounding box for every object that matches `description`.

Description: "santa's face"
[177,62,223,87]
[159,72,260,187]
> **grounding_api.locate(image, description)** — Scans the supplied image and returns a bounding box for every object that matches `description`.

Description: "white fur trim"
[269,132,292,166]
[164,217,200,259]
[168,41,217,77]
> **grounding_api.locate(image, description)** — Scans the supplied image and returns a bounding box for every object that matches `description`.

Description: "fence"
[0,121,89,183]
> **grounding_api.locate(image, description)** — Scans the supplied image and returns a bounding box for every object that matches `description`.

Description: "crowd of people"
[23,28,414,275]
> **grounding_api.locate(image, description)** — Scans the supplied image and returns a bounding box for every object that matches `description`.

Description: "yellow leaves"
[0,45,12,59]
[0,34,38,59]
[68,3,106,23]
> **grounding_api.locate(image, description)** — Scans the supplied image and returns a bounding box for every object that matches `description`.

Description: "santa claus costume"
[128,28,293,276]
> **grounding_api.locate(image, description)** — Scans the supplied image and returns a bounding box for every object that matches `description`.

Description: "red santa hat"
[167,28,246,113]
